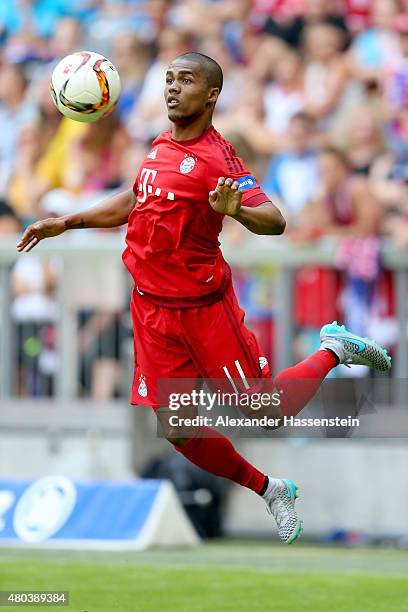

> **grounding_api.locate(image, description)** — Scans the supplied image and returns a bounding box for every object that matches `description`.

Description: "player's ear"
[207,87,219,105]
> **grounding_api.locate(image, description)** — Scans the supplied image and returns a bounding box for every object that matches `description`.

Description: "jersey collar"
[170,125,214,146]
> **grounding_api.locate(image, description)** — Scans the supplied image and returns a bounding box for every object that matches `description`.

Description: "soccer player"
[17,52,391,544]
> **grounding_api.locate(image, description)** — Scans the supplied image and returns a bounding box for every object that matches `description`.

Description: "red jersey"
[122,126,269,305]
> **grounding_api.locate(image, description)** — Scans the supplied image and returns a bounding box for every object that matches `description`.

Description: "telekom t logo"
[138,168,157,203]
[137,167,175,203]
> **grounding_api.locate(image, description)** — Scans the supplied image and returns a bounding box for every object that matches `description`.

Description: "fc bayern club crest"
[180,155,196,174]
[138,375,147,397]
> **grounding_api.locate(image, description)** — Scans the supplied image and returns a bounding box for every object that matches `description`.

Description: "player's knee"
[165,434,191,448]
[158,421,188,446]
[156,405,198,446]
[162,420,199,446]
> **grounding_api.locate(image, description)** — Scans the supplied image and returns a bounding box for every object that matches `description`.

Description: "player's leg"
[156,406,269,496]
[177,288,391,543]
[156,405,302,543]
[130,291,300,540]
[177,289,304,543]
[162,414,302,544]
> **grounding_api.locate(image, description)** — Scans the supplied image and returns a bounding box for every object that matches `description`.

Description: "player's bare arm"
[209,177,286,235]
[17,189,135,253]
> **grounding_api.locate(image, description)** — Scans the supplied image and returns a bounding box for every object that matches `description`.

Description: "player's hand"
[16,217,67,253]
[209,177,242,216]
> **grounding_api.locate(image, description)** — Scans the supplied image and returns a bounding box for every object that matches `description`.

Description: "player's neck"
[171,117,213,142]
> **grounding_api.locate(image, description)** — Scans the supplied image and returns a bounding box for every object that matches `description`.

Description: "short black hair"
[174,52,223,92]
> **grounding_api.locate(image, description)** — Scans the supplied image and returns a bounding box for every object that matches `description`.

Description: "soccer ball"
[50,51,121,123]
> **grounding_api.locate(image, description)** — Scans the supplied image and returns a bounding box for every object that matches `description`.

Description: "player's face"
[319,153,346,191]
[288,119,310,153]
[165,60,218,124]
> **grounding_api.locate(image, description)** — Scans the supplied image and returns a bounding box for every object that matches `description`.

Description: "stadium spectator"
[47,16,83,61]
[303,22,363,131]
[262,112,319,228]
[371,109,408,247]
[299,147,381,336]
[5,72,61,224]
[65,113,130,193]
[77,308,124,401]
[32,113,129,218]
[213,76,273,156]
[302,147,380,238]
[262,47,304,138]
[251,0,349,83]
[197,36,246,117]
[250,0,302,27]
[258,0,348,51]
[383,14,408,121]
[86,0,166,54]
[10,253,58,396]
[7,123,45,224]
[7,73,61,224]
[211,48,304,156]
[0,62,37,196]
[350,0,401,86]
[32,73,63,151]
[26,117,86,201]
[336,104,385,176]
[218,0,259,63]
[166,0,220,38]
[110,30,151,122]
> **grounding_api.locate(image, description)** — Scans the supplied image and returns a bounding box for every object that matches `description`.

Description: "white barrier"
[0,476,199,550]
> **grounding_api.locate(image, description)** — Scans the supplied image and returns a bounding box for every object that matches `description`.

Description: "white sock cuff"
[320,341,343,363]
[262,477,280,499]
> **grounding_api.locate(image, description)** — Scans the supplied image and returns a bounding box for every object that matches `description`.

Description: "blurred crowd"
[1,0,407,397]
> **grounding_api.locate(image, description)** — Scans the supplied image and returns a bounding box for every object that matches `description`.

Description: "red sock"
[274,349,337,417]
[175,426,267,494]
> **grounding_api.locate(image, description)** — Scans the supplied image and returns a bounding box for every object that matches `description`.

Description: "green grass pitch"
[0,542,407,611]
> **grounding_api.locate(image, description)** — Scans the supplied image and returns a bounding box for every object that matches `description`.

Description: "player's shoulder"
[201,126,236,155]
[151,130,172,147]
[199,127,245,173]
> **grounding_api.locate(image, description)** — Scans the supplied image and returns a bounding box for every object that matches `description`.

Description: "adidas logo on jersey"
[147,147,158,160]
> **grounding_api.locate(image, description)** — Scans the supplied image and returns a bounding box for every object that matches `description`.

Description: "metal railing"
[0,233,407,400]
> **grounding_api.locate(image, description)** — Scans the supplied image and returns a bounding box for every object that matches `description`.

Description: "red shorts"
[130,282,272,409]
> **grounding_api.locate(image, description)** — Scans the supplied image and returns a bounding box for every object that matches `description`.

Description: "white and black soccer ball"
[50,51,121,123]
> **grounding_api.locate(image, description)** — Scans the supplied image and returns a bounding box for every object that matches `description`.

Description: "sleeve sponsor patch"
[235,175,258,191]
